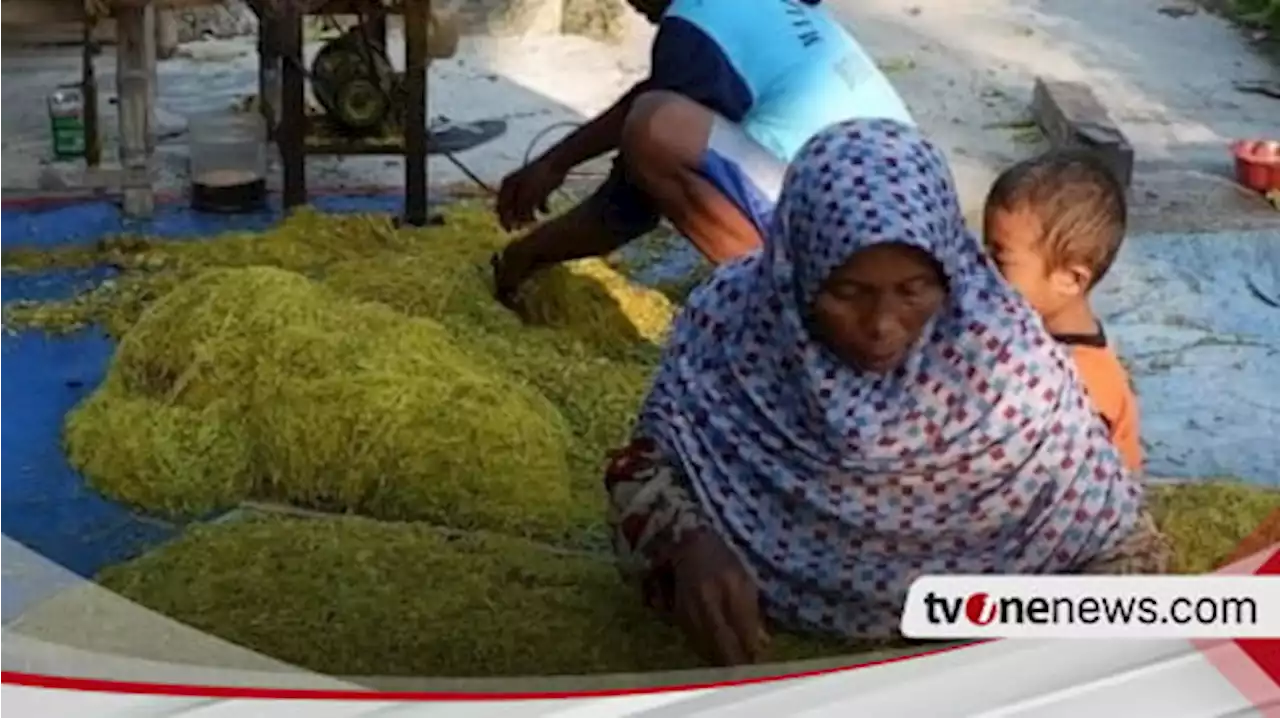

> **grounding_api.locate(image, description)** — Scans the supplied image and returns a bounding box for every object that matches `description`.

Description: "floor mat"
[1,196,412,619]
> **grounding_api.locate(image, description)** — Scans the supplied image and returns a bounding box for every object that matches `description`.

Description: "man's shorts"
[590,115,788,241]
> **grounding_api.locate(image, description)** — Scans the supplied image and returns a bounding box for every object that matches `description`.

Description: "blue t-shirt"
[645,0,914,163]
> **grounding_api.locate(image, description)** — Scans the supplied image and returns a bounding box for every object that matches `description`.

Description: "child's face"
[983,206,1088,319]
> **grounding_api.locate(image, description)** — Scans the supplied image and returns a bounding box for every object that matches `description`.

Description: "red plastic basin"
[1232,139,1280,193]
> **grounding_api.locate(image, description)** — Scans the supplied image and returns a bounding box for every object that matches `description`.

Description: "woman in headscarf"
[604,118,1171,666]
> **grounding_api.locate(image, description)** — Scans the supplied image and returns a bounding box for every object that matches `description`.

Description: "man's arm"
[537,82,648,174]
[494,16,759,300]
[621,18,763,263]
[533,16,753,173]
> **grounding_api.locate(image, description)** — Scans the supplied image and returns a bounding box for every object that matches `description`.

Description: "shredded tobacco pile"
[5,204,680,545]
[82,514,857,677]
[1,205,677,345]
[65,267,581,537]
[1147,480,1280,574]
[20,480,1273,678]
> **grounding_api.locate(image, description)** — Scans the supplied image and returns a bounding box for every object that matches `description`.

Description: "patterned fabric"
[605,439,1169,621]
[625,118,1146,638]
[1074,511,1173,575]
[605,438,710,614]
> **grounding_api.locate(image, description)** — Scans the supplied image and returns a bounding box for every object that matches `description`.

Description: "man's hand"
[496,158,567,232]
[491,245,538,311]
[671,529,766,666]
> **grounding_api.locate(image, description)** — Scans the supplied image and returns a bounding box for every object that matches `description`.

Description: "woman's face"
[811,243,948,374]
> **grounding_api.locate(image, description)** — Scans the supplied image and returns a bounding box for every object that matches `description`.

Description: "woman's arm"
[605,437,766,666]
[538,84,645,174]
[605,438,711,610]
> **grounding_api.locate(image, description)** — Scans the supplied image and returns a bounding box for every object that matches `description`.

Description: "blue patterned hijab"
[635,119,1142,637]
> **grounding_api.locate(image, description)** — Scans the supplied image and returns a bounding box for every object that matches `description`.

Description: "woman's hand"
[670,529,766,666]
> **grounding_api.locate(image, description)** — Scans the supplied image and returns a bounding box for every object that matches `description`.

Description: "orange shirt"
[1056,329,1143,473]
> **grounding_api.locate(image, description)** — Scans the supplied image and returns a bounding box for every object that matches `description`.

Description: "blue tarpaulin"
[1,196,408,619]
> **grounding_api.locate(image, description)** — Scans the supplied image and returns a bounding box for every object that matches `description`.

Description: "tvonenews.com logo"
[900,576,1280,639]
[962,592,998,626]
[919,591,1260,627]
[926,588,1085,627]
[928,590,1106,627]
[947,591,1085,624]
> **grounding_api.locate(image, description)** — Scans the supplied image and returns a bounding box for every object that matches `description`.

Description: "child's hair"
[985,149,1127,287]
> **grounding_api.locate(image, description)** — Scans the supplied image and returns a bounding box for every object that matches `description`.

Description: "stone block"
[1031,77,1135,190]
[561,0,627,42]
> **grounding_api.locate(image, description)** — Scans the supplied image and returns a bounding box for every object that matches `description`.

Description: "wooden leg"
[116,2,154,219]
[143,3,158,155]
[279,6,306,209]
[258,16,281,142]
[368,11,388,50]
[156,8,180,60]
[403,0,430,226]
[82,13,101,168]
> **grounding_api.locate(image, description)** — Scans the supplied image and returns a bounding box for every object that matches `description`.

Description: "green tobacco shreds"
[80,515,858,677]
[1148,480,1280,574]
[49,482,1274,677]
[5,202,679,545]
[66,267,580,537]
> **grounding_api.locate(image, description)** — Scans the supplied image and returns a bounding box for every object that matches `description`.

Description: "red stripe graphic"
[1194,543,1280,714]
[0,643,975,701]
[1236,548,1280,686]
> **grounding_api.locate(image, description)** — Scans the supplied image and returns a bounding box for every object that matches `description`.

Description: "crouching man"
[492,0,915,304]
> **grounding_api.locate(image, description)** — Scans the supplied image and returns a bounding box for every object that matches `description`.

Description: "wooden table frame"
[50,0,435,222]
[109,0,159,218]
[254,0,435,226]
[50,0,194,217]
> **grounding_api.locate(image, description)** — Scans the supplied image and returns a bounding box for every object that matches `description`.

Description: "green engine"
[310,26,404,135]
